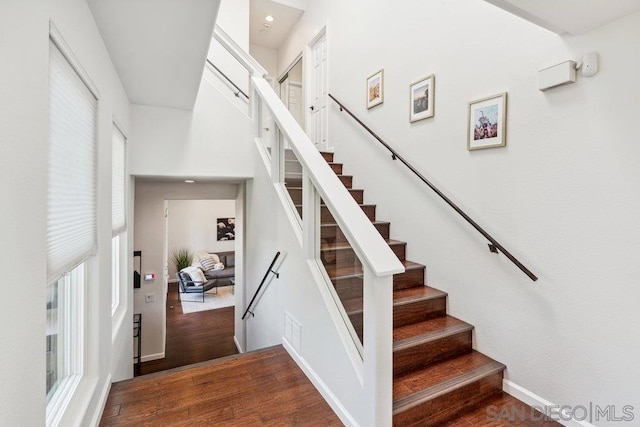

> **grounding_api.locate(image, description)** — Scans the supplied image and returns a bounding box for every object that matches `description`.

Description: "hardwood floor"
[101,346,342,426]
[136,283,238,376]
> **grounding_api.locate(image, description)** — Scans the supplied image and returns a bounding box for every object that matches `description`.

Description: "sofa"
[192,250,235,286]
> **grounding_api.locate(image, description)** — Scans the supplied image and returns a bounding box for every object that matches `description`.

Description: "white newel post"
[363,266,394,426]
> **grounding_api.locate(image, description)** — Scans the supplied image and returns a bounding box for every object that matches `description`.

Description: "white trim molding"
[282,339,359,427]
[89,374,112,427]
[504,380,595,427]
[141,352,165,363]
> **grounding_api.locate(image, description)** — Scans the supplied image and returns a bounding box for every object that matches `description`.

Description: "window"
[46,24,98,421]
[46,264,85,401]
[112,124,126,314]
[112,235,121,313]
[112,124,126,235]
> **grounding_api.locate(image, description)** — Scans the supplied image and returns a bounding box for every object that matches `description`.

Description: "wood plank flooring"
[136,283,238,376]
[101,346,342,426]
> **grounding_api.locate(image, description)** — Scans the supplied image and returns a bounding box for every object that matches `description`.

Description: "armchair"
[176,271,218,302]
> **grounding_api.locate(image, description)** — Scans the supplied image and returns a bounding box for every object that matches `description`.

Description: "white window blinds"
[112,125,126,235]
[47,38,98,284]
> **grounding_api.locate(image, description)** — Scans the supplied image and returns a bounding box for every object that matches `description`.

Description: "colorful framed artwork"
[410,74,435,122]
[467,92,507,150]
[366,69,384,109]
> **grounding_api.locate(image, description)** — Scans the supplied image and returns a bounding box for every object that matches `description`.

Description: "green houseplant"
[171,247,192,272]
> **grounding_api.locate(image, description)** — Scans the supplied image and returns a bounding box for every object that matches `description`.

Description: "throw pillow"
[199,256,217,272]
[213,262,225,271]
[190,268,206,284]
[181,266,206,285]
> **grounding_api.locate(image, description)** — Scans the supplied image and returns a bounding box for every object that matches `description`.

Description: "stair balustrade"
[212,24,404,426]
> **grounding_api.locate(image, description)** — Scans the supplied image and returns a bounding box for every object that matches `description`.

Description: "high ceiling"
[249,0,305,50]
[483,0,640,34]
[87,0,221,110]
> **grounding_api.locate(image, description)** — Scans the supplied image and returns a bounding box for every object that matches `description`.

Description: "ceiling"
[87,0,221,110]
[249,0,305,50]
[483,0,640,34]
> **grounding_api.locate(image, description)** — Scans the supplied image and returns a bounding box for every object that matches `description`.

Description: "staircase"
[286,150,512,426]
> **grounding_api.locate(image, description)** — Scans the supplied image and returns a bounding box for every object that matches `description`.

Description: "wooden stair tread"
[321,220,390,228]
[321,239,405,252]
[340,284,446,316]
[393,351,505,407]
[439,392,562,426]
[325,259,423,280]
[340,296,363,314]
[294,202,376,209]
[393,285,446,304]
[393,315,472,346]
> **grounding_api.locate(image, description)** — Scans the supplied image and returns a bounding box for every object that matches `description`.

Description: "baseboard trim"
[234,335,244,353]
[89,374,112,427]
[282,339,359,427]
[141,352,164,363]
[503,379,594,427]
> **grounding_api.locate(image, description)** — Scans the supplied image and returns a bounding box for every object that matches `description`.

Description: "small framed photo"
[409,74,435,122]
[366,69,384,109]
[467,92,507,150]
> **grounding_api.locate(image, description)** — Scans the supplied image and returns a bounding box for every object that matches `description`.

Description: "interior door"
[310,32,328,147]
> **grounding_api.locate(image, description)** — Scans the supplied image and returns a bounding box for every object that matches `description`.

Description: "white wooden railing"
[212,24,404,426]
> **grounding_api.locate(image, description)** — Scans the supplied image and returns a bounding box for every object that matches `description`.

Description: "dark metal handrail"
[242,252,281,319]
[206,59,249,100]
[328,94,538,281]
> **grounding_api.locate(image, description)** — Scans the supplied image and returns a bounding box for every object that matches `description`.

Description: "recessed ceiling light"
[184,180,195,183]
[265,15,274,22]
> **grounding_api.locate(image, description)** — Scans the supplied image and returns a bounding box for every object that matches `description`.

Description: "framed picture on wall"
[366,69,384,109]
[409,74,435,122]
[467,92,507,150]
[217,218,235,241]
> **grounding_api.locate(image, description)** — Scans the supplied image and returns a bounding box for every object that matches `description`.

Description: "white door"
[310,32,328,147]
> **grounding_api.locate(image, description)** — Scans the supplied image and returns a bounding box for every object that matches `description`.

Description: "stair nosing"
[393,289,447,306]
[322,239,405,252]
[321,220,390,228]
[393,322,473,352]
[327,261,425,282]
[393,360,505,413]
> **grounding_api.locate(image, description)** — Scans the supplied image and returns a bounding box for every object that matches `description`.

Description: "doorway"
[279,57,304,129]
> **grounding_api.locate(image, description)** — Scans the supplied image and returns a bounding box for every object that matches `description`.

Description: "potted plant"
[171,247,192,272]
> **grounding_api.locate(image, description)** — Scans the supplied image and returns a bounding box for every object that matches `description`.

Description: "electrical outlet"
[145,293,155,303]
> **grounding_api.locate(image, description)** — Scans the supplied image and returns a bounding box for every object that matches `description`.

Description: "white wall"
[133,181,238,360]
[278,0,640,422]
[129,76,253,180]
[250,43,279,86]
[167,199,236,279]
[0,0,131,424]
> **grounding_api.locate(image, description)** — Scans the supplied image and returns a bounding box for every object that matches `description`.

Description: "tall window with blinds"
[47,38,98,283]
[46,28,97,420]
